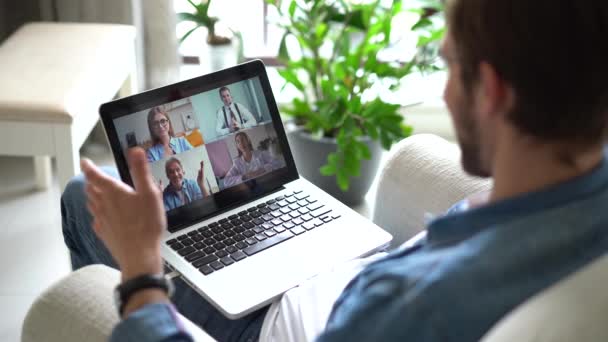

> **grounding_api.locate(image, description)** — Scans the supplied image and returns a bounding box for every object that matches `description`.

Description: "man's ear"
[477,62,513,120]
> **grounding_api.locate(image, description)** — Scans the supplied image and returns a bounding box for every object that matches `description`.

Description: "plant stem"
[327,3,353,82]
[315,54,325,102]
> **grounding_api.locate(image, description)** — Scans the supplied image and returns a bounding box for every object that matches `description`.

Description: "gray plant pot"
[286,124,382,206]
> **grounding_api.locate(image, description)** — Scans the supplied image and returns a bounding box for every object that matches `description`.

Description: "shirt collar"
[168,137,177,148]
[427,152,608,245]
[165,179,185,194]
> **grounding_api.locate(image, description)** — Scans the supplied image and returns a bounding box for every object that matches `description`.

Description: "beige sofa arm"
[481,253,608,342]
[372,134,491,247]
[22,265,216,342]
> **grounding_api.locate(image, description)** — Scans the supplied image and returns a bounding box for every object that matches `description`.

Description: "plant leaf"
[336,169,350,191]
[288,0,297,18]
[320,164,336,176]
[278,68,305,92]
[278,32,290,62]
[177,12,200,23]
[179,26,201,44]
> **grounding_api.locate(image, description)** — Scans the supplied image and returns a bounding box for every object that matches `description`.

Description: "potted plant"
[266,0,445,204]
[177,0,243,72]
[258,136,282,158]
[177,0,230,45]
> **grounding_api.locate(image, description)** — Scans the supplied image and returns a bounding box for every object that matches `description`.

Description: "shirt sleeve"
[315,272,446,342]
[259,150,280,172]
[163,192,175,211]
[238,103,257,128]
[146,147,157,162]
[223,159,243,188]
[189,179,203,201]
[111,303,193,342]
[179,137,193,152]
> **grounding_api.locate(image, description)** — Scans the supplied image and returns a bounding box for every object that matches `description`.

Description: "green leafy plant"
[267,0,445,191]
[177,0,231,45]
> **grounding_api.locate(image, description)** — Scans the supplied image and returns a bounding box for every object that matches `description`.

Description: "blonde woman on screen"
[223,132,281,187]
[146,106,193,162]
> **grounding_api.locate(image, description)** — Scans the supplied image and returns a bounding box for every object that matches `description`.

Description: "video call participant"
[146,106,193,162]
[215,86,257,135]
[223,131,282,188]
[162,157,209,211]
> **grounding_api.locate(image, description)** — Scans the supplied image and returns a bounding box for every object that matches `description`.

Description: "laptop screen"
[100,61,299,232]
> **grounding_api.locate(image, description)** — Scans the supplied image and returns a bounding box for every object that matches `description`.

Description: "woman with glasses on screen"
[146,106,193,162]
[223,131,282,187]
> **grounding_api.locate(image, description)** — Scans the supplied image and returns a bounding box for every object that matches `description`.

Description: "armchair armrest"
[22,265,215,342]
[372,134,491,247]
[481,253,608,342]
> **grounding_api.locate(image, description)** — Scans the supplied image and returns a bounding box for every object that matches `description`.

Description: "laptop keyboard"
[165,190,341,276]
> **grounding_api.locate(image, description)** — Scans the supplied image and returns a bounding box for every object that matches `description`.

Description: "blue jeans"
[61,168,268,342]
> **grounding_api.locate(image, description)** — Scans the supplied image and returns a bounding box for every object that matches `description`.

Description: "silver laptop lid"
[99,60,299,232]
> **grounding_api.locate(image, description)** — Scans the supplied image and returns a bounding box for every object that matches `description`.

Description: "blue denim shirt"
[146,137,193,162]
[318,156,608,341]
[163,179,202,211]
[111,155,608,342]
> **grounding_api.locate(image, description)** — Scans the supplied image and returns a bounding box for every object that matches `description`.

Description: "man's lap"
[60,167,268,342]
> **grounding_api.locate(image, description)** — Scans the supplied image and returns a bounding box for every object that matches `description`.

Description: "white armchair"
[21,134,608,342]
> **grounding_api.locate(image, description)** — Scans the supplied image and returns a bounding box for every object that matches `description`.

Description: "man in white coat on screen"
[215,86,258,135]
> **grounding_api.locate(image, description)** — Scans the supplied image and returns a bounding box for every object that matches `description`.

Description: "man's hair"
[219,86,231,96]
[446,0,608,145]
[165,157,183,174]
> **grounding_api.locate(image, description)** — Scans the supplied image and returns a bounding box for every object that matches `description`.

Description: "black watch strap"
[115,273,174,315]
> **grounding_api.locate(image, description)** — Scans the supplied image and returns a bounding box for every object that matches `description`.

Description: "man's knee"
[61,167,120,233]
[62,166,120,202]
[62,173,86,209]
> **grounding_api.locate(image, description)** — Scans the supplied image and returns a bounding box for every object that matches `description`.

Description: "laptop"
[99,60,392,319]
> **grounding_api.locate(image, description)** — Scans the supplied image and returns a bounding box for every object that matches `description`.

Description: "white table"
[0,22,137,190]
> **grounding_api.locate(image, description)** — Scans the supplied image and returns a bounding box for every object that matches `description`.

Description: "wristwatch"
[114,273,175,316]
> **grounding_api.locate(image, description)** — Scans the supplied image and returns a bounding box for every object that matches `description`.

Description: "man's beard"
[454,96,490,178]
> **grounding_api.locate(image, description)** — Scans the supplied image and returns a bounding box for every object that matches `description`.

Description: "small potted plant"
[177,0,230,45]
[267,0,444,204]
[177,0,243,72]
[258,136,282,158]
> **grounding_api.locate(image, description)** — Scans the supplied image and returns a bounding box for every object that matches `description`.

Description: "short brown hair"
[219,86,230,96]
[446,0,608,145]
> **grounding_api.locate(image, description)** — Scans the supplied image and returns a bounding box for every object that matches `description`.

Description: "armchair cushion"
[21,265,215,342]
[481,252,608,342]
[372,134,492,247]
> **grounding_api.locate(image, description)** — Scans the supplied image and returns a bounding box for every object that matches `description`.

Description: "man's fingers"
[81,159,118,189]
[127,148,155,192]
[91,217,106,241]
[85,183,103,207]
[86,199,100,221]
